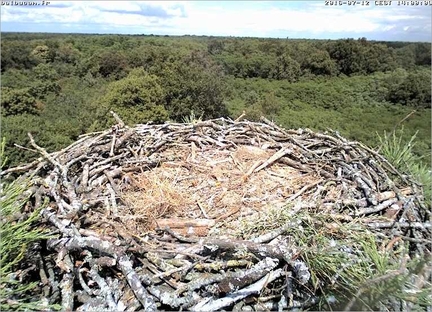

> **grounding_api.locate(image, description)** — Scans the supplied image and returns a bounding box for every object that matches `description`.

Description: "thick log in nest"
[1,113,430,311]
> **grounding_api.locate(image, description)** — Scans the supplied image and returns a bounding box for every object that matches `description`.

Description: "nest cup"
[2,113,430,311]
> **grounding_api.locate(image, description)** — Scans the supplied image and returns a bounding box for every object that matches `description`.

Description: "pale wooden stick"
[286,179,324,203]
[109,133,116,157]
[234,110,246,122]
[110,111,125,127]
[254,147,292,173]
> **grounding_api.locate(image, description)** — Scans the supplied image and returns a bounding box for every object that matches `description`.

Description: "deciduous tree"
[1,88,40,116]
[92,68,169,128]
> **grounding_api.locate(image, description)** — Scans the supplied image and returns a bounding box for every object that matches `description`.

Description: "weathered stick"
[59,253,74,312]
[110,110,126,128]
[254,147,293,173]
[286,180,323,203]
[366,221,432,230]
[177,257,279,296]
[353,198,399,217]
[192,268,284,311]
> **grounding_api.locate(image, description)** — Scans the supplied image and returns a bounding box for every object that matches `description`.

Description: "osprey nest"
[2,112,431,311]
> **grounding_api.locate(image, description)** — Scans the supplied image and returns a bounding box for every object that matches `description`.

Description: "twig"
[392,109,417,134]
[343,255,408,311]
[234,110,246,122]
[177,259,274,299]
[163,228,295,261]
[13,143,39,153]
[192,268,283,311]
[254,147,292,173]
[366,221,432,230]
[0,158,44,176]
[197,201,209,218]
[243,160,263,180]
[105,183,118,215]
[286,179,323,203]
[89,261,117,310]
[118,254,157,311]
[28,133,63,173]
[251,221,300,244]
[59,253,74,312]
[353,198,399,217]
[110,110,126,127]
[109,133,117,157]
[45,208,156,311]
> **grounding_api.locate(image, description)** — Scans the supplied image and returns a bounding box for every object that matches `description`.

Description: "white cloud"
[86,1,143,12]
[157,5,384,36]
[383,25,396,31]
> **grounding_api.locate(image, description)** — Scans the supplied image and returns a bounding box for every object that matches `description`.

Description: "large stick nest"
[2,113,430,311]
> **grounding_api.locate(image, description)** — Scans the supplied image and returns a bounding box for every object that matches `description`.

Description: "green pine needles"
[0,139,58,311]
[377,128,431,207]
[238,208,432,311]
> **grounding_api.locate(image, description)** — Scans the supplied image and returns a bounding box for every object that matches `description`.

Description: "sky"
[1,1,431,42]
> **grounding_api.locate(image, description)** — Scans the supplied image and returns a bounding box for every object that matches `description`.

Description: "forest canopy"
[1,33,430,167]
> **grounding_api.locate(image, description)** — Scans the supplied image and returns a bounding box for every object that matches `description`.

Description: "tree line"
[1,33,430,167]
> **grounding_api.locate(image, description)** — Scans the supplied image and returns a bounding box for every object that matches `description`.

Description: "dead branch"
[192,268,284,311]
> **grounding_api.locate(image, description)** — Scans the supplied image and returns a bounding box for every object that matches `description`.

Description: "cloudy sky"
[1,1,431,42]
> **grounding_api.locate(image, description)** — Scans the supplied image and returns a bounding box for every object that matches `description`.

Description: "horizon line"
[2,31,430,43]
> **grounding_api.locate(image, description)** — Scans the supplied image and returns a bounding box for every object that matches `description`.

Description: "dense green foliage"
[225,69,431,155]
[90,68,169,129]
[1,33,430,167]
